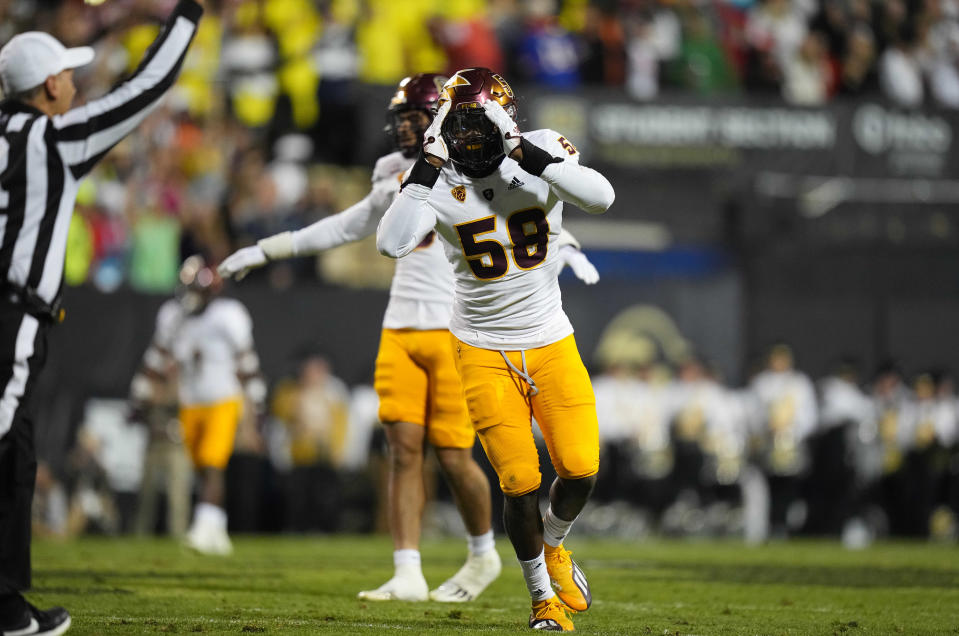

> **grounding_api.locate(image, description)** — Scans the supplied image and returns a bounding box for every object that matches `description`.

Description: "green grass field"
[28,535,959,635]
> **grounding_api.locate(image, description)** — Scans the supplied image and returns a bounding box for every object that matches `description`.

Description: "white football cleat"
[357,573,429,601]
[429,549,502,602]
[184,526,233,556]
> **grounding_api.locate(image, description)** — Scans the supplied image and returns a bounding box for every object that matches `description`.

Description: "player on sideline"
[376,68,614,631]
[218,74,599,602]
[0,1,204,633]
[134,256,265,556]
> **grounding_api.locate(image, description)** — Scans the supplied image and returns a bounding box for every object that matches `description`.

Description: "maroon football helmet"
[437,68,517,174]
[176,254,221,314]
[386,73,448,157]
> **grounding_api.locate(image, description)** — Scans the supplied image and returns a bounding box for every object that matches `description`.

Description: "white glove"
[483,100,521,156]
[217,245,268,281]
[560,246,599,285]
[422,100,451,164]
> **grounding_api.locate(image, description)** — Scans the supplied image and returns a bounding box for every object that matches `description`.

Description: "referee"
[0,1,204,633]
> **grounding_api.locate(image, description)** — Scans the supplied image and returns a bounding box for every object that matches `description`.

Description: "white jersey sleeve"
[153,299,183,351]
[527,129,615,215]
[377,183,439,259]
[291,152,408,255]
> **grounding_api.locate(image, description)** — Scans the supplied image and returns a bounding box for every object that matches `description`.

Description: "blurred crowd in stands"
[3,0,959,292]
[31,343,959,544]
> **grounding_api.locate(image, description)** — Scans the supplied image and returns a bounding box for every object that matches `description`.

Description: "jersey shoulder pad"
[372,151,414,185]
[526,128,580,163]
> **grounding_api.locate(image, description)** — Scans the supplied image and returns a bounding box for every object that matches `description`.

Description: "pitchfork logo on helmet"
[386,72,448,158]
[438,68,517,174]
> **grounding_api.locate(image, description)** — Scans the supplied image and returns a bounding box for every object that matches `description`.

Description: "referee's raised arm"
[53,0,205,180]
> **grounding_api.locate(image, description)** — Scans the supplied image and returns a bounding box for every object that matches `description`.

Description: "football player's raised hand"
[218,245,267,281]
[560,246,600,285]
[422,100,451,167]
[484,100,521,158]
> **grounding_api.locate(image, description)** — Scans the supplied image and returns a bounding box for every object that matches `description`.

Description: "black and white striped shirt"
[0,0,202,305]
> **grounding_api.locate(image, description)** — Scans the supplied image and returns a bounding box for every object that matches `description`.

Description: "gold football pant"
[179,396,243,469]
[374,328,474,448]
[452,334,600,496]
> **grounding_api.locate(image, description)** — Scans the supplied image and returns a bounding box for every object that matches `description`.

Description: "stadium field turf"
[31,535,959,634]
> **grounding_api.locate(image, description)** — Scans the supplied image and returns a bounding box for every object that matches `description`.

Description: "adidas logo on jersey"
[507,177,524,190]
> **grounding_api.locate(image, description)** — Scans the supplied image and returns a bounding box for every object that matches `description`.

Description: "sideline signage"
[529,95,957,179]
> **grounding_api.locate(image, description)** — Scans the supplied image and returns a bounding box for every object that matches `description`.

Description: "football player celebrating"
[377,68,614,631]
[218,73,598,603]
[133,255,265,556]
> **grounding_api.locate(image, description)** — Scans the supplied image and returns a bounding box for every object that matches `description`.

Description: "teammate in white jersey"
[133,255,265,556]
[377,68,615,632]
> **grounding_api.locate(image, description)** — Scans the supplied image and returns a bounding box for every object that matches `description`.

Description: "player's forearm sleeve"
[540,160,616,215]
[402,154,442,189]
[517,137,562,176]
[376,185,437,258]
[292,193,381,255]
[53,0,202,179]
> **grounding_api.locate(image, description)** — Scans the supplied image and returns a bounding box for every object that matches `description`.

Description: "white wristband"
[258,231,296,261]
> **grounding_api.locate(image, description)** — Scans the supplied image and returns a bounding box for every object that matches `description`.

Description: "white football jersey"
[749,369,818,441]
[153,297,254,406]
[372,152,455,330]
[422,129,584,349]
